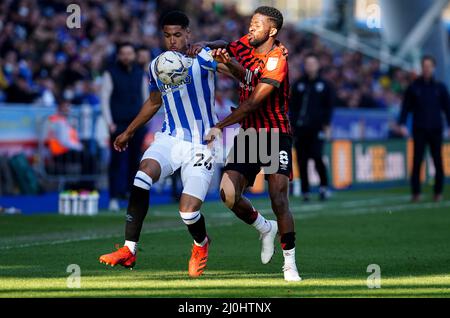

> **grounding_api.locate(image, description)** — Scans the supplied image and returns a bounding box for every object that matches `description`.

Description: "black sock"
[280,232,296,250]
[125,185,150,242]
[186,214,207,245]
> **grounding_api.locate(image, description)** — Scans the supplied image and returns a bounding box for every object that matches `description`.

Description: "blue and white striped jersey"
[148,48,218,145]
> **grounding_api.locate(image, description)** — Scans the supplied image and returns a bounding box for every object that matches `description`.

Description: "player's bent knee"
[139,159,161,182]
[220,182,236,209]
[220,187,235,209]
[220,173,242,209]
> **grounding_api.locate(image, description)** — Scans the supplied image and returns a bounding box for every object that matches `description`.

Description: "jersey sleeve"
[227,40,239,58]
[148,62,159,93]
[226,35,249,57]
[260,51,287,88]
[197,47,217,72]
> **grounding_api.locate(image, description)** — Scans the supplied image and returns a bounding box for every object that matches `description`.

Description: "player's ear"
[269,27,278,37]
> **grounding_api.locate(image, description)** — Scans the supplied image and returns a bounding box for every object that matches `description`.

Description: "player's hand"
[114,131,132,152]
[205,127,222,149]
[275,40,289,57]
[398,125,409,137]
[187,42,206,57]
[211,48,231,64]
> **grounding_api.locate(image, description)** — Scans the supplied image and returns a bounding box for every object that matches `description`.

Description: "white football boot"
[283,262,302,282]
[260,220,278,264]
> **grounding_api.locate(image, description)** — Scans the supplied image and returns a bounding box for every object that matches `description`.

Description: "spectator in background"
[397,55,450,203]
[35,75,56,106]
[101,42,148,211]
[45,96,95,190]
[136,46,151,71]
[0,0,414,115]
[5,74,39,103]
[290,53,334,201]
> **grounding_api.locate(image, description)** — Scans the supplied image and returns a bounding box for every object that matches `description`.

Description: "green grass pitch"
[1,186,450,297]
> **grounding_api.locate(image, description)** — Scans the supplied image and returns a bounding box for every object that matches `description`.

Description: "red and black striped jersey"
[227,35,291,135]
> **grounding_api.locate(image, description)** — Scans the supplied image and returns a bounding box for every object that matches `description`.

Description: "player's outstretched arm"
[216,83,275,129]
[114,91,162,152]
[205,83,275,144]
[187,40,229,56]
[212,48,245,80]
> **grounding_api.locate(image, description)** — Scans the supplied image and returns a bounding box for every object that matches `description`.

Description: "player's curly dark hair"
[254,6,283,31]
[160,10,190,29]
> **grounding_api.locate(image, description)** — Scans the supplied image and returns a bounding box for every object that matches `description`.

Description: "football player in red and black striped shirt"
[197,6,301,282]
[224,34,291,135]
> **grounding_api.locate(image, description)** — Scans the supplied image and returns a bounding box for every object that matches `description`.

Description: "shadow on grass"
[2,283,450,298]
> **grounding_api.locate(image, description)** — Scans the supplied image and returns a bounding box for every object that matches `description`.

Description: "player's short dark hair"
[160,10,190,29]
[117,42,135,52]
[422,54,436,66]
[254,6,283,31]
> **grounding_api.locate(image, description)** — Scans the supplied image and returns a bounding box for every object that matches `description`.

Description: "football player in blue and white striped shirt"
[99,11,244,277]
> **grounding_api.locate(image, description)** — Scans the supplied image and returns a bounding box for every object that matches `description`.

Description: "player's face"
[304,56,320,77]
[163,25,190,53]
[421,59,435,79]
[248,13,276,48]
[118,46,136,66]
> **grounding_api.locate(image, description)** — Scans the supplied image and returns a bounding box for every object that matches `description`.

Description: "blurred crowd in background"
[0,0,415,114]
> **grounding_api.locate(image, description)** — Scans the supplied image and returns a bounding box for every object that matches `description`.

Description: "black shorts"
[223,131,293,187]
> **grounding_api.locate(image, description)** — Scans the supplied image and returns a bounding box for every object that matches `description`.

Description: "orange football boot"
[188,238,210,278]
[99,245,136,269]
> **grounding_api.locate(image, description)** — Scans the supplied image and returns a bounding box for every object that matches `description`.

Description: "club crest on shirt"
[266,57,279,71]
[159,75,192,95]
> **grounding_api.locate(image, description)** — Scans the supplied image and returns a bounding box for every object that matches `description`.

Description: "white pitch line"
[85,194,408,219]
[344,200,450,216]
[149,194,412,218]
[1,197,448,250]
[0,222,234,250]
[340,195,410,208]
[149,194,409,218]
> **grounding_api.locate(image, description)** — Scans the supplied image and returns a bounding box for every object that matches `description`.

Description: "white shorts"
[141,132,215,201]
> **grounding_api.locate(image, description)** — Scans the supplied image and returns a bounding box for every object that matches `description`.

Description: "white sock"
[194,236,208,247]
[133,171,153,190]
[124,240,137,255]
[179,211,201,225]
[283,248,296,265]
[251,213,271,234]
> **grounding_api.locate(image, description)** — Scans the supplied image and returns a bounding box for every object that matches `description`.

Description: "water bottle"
[58,191,64,214]
[59,191,71,215]
[87,191,99,216]
[70,191,79,215]
[79,191,89,215]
